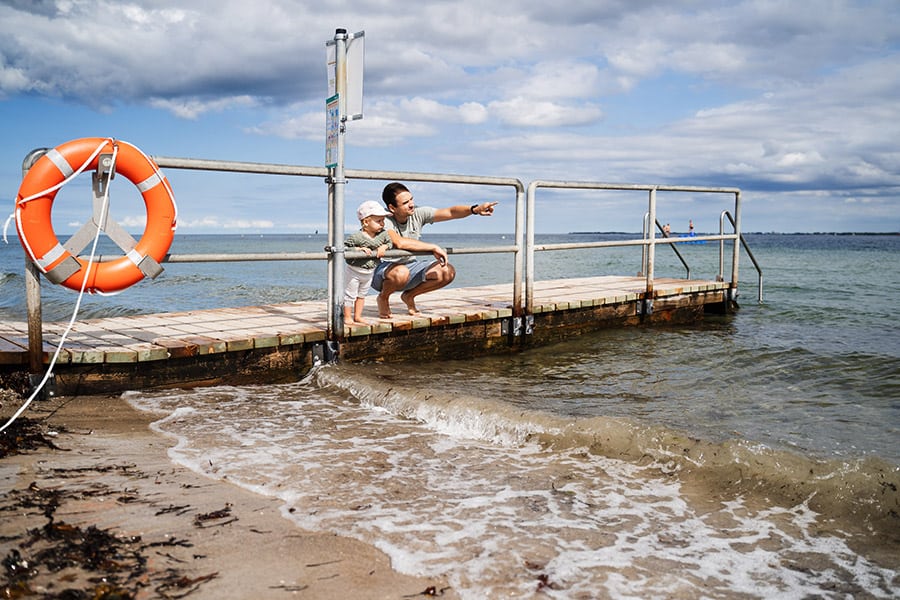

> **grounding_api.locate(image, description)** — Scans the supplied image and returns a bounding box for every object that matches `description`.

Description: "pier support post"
[21,148,50,377]
[25,259,43,375]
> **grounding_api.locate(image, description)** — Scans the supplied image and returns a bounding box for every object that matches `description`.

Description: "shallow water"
[5,232,900,597]
[125,367,898,599]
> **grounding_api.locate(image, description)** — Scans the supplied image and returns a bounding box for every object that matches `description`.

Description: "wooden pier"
[0,276,734,395]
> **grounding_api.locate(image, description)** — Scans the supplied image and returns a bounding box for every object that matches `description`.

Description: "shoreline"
[0,393,457,599]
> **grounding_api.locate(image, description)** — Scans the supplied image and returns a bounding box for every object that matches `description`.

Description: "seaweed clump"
[1,469,217,598]
[0,418,63,459]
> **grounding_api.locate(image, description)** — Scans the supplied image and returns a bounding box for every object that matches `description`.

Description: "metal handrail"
[153,157,527,335]
[18,148,755,371]
[721,210,763,302]
[526,180,743,314]
[158,246,520,263]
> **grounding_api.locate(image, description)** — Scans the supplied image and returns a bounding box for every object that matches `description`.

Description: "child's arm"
[345,235,372,255]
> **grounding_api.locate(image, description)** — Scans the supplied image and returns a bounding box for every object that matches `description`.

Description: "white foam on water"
[125,381,899,599]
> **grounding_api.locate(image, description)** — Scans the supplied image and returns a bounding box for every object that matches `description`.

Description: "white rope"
[1,212,13,244]
[17,139,112,205]
[0,142,119,434]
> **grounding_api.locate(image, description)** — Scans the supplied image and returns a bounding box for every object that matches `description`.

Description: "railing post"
[719,210,727,282]
[326,179,336,333]
[512,185,525,317]
[21,148,49,376]
[525,181,537,315]
[645,188,656,296]
[640,212,649,277]
[731,190,742,295]
[327,28,349,340]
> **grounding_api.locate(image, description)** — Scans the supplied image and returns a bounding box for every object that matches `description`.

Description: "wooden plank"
[0,336,27,365]
[134,343,170,362]
[152,337,200,359]
[182,335,228,355]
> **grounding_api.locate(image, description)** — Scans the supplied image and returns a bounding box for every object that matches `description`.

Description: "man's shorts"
[372,259,434,293]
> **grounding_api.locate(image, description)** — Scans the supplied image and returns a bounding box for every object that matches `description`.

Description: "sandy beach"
[0,392,457,599]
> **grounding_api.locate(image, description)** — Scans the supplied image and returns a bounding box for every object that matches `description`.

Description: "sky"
[1,0,898,237]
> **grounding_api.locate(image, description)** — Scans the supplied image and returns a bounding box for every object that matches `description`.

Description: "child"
[343,200,393,325]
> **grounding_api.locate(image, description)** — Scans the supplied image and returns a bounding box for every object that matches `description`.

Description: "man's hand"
[431,245,448,266]
[473,201,498,216]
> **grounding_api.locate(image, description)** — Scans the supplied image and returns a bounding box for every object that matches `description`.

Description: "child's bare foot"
[400,291,421,315]
[377,294,393,319]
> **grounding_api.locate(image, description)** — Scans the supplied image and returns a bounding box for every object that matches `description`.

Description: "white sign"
[325,31,365,120]
[345,32,364,120]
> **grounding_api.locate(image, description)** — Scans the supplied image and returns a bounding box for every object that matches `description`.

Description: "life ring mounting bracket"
[58,165,165,283]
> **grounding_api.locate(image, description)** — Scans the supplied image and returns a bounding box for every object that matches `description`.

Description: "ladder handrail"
[721,210,763,303]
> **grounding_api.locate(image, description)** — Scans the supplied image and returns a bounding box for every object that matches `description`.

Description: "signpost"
[324,28,364,339]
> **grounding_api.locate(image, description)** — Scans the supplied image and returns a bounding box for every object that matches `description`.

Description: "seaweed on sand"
[1,480,147,599]
[0,417,64,459]
[1,452,217,598]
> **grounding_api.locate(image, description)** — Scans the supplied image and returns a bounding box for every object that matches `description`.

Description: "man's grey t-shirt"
[383,206,436,263]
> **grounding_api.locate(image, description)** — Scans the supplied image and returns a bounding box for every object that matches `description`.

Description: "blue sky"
[1,0,898,237]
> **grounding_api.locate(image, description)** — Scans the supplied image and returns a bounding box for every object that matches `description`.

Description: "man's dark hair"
[382,182,409,208]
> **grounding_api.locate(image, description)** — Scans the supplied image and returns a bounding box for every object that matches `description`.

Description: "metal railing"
[526,181,750,314]
[151,157,526,336]
[16,149,762,372]
[721,210,763,302]
[17,152,525,346]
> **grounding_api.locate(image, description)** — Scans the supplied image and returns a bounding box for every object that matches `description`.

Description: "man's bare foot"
[400,290,421,315]
[377,294,393,319]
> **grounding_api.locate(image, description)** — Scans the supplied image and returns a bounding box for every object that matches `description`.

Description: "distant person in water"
[689,220,695,237]
[372,182,498,318]
[663,223,671,237]
[343,201,393,326]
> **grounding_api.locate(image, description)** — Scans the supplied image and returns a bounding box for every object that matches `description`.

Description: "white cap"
[357,200,391,221]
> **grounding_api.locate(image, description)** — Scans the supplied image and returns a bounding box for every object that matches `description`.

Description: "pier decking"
[0,275,733,395]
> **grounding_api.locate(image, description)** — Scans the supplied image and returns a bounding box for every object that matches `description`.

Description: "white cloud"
[488,97,603,127]
[178,216,275,230]
[0,58,30,97]
[120,215,148,229]
[518,61,603,100]
[458,102,489,124]
[1,0,899,232]
[149,95,258,120]
[606,40,667,78]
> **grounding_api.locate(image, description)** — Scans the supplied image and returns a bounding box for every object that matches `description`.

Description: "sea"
[2,232,899,598]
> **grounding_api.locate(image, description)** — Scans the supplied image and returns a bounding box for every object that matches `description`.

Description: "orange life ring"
[15,137,177,293]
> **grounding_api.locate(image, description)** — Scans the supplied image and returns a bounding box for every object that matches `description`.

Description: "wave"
[314,363,900,542]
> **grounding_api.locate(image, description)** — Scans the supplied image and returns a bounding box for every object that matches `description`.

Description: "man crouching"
[372,182,497,318]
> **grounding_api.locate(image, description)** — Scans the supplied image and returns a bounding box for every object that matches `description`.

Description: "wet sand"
[0,393,457,599]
